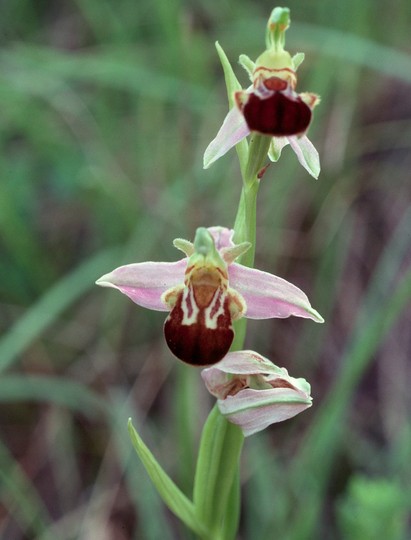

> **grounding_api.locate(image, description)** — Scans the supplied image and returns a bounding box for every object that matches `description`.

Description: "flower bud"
[201,350,312,436]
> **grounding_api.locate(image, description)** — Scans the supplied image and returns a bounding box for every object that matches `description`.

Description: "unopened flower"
[96,227,323,366]
[204,7,320,178]
[202,350,312,436]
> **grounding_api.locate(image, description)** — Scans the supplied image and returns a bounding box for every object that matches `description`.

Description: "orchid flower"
[96,227,323,366]
[201,350,312,436]
[204,7,321,179]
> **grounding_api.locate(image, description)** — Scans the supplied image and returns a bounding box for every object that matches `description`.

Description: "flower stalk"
[193,405,243,539]
[193,8,318,535]
[193,83,274,540]
[96,7,322,540]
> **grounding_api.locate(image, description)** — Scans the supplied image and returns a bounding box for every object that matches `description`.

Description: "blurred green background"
[1,0,411,538]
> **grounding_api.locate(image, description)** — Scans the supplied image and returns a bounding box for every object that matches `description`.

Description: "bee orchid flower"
[204,7,320,178]
[201,350,312,436]
[96,227,323,366]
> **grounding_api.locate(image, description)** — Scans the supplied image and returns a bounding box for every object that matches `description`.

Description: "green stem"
[233,134,271,265]
[244,134,272,189]
[193,405,243,538]
[231,179,258,349]
[218,468,241,540]
[233,182,258,267]
[193,133,271,539]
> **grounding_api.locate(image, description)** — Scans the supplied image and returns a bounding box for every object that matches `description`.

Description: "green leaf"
[0,247,122,374]
[337,476,409,540]
[0,439,52,540]
[193,405,243,536]
[0,375,107,418]
[127,419,210,539]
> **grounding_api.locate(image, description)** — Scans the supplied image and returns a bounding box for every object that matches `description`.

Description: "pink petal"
[207,226,235,250]
[202,351,311,398]
[96,259,187,311]
[204,350,282,376]
[228,263,324,322]
[203,107,250,169]
[218,387,312,437]
[287,135,320,179]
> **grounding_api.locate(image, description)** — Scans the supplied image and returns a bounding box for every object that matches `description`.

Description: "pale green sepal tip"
[298,378,312,395]
[238,54,255,81]
[292,52,305,70]
[310,308,325,324]
[173,238,194,256]
[127,419,209,538]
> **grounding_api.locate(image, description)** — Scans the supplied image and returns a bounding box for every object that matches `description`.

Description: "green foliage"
[337,476,410,540]
[1,0,411,538]
[128,419,209,538]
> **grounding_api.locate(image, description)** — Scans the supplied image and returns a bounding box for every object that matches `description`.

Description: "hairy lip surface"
[243,91,311,136]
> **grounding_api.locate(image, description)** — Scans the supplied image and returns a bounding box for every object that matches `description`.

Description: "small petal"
[221,242,251,265]
[288,135,320,179]
[96,259,187,311]
[291,52,305,70]
[207,226,235,250]
[203,107,250,169]
[228,263,324,322]
[173,238,194,256]
[218,387,312,437]
[238,54,255,81]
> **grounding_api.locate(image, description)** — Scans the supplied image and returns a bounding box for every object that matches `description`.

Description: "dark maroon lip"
[242,90,312,136]
[163,288,234,366]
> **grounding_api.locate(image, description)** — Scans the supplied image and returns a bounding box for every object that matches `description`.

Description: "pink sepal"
[219,388,312,436]
[96,259,187,311]
[228,263,324,322]
[288,135,320,179]
[201,350,312,437]
[203,107,250,169]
